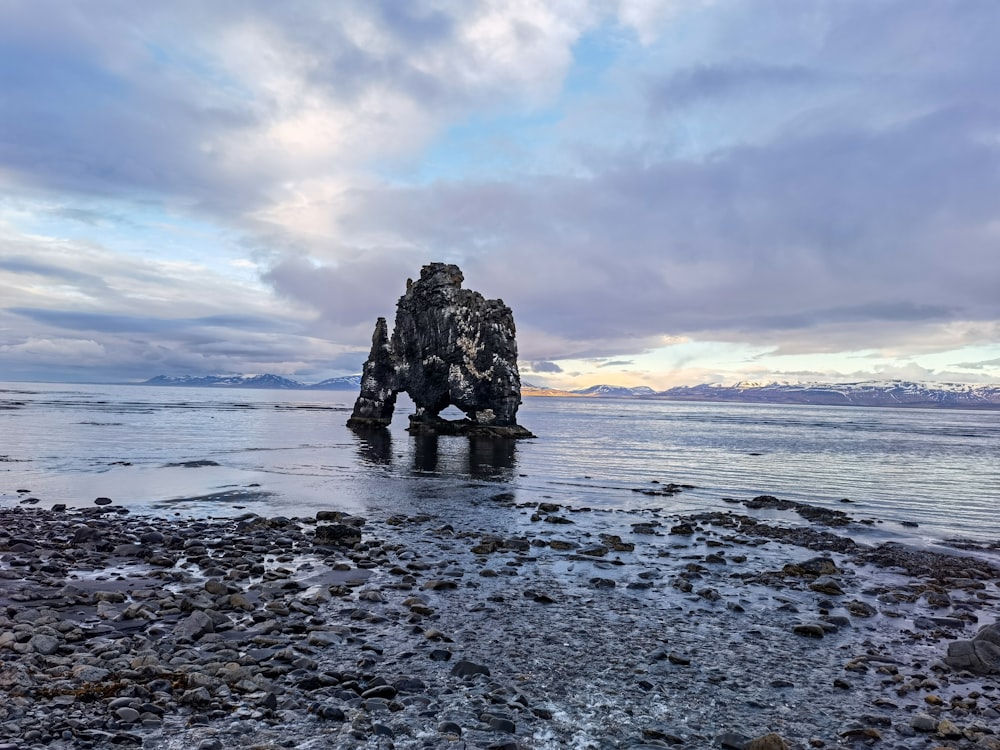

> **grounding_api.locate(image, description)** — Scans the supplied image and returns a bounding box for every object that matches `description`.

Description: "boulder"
[348,263,533,437]
[945,622,1000,674]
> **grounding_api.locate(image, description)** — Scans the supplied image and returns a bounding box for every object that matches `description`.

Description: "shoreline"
[1,498,998,749]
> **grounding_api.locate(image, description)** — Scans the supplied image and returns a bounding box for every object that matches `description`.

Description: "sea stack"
[348,262,533,438]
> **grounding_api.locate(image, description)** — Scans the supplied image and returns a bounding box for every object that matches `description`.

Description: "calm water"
[2,382,998,543]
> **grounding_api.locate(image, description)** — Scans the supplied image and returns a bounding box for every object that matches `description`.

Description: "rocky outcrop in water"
[348,263,533,437]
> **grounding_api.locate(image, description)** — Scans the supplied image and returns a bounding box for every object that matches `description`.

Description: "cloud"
[0,1,591,227]
[2,1,1000,384]
[951,357,1000,371]
[1,336,106,362]
[0,255,109,288]
[8,308,289,335]
[597,359,634,368]
[648,61,829,112]
[340,100,1000,356]
[528,360,563,373]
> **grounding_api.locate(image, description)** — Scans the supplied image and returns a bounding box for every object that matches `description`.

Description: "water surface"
[2,382,997,543]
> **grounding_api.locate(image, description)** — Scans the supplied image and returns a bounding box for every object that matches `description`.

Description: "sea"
[2,381,998,546]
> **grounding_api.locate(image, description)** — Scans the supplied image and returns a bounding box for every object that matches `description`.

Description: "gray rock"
[746,733,790,750]
[975,621,1000,646]
[314,523,362,546]
[314,704,346,721]
[73,665,111,682]
[910,713,937,732]
[809,576,845,595]
[489,717,517,733]
[451,660,491,678]
[362,684,397,700]
[717,731,751,749]
[29,634,60,655]
[179,687,213,706]
[115,707,140,723]
[792,623,825,638]
[945,638,1000,674]
[175,610,214,640]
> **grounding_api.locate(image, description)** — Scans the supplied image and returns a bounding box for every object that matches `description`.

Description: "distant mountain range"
[143,374,362,390]
[525,379,1000,409]
[143,374,1000,409]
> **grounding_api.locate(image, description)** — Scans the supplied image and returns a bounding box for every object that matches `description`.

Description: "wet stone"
[451,660,491,678]
[793,623,826,638]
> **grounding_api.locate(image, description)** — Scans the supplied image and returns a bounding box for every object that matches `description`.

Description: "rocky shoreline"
[1,494,998,750]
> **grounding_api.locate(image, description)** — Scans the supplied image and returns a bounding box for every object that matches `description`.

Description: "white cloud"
[2,1,1000,385]
[1,336,105,362]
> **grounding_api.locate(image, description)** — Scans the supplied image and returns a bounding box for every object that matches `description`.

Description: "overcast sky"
[2,0,999,388]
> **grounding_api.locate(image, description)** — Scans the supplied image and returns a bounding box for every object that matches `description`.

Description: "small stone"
[717,732,752,750]
[746,732,790,750]
[362,685,397,700]
[489,717,517,733]
[175,610,214,640]
[784,556,838,576]
[314,523,362,546]
[29,633,61,655]
[314,704,346,721]
[422,579,458,591]
[936,719,962,738]
[451,660,490,678]
[839,728,881,741]
[910,714,937,732]
[809,576,845,595]
[204,579,228,596]
[844,600,878,617]
[116,707,141,723]
[793,623,825,638]
[95,496,112,505]
[179,687,213,706]
[73,665,111,682]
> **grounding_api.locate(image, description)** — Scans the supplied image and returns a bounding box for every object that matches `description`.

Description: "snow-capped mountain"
[144,373,304,389]
[307,375,363,390]
[144,373,362,390]
[142,374,1000,409]
[572,384,658,397]
[657,380,1000,409]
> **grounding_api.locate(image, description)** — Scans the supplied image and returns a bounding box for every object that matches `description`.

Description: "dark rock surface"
[348,263,533,437]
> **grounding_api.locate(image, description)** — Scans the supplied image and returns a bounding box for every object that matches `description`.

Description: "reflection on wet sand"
[352,426,394,465]
[351,426,517,481]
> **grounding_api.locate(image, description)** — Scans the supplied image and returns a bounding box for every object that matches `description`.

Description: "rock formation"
[347,262,533,437]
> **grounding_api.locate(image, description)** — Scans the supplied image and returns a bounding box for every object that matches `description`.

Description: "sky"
[2,0,999,390]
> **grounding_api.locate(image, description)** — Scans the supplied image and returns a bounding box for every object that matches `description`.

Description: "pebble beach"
[2,490,998,750]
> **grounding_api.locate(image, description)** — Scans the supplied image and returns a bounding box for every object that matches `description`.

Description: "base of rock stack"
[406,414,535,438]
